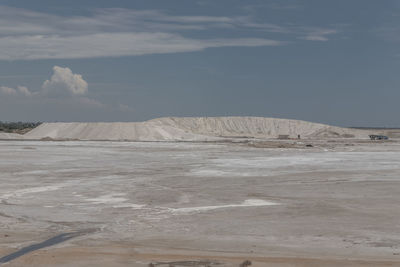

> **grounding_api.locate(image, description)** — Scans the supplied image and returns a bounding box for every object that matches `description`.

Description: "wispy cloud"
[301,28,338,42]
[0,6,284,60]
[242,2,300,12]
[0,6,340,60]
[373,25,400,43]
[0,33,281,60]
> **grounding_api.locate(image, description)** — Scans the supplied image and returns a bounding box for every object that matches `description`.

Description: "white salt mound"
[0,132,24,140]
[24,117,369,141]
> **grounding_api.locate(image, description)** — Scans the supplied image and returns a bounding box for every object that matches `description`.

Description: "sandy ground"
[1,140,400,266]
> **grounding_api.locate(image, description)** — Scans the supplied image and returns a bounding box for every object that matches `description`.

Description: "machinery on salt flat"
[369,135,389,140]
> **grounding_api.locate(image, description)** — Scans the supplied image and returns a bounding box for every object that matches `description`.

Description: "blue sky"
[0,0,399,126]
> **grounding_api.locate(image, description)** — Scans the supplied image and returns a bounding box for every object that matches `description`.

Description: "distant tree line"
[0,121,42,133]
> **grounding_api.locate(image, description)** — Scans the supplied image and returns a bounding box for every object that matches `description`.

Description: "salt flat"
[1,140,400,266]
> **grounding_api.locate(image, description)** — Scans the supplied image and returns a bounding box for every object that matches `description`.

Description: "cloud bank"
[0,66,110,112]
[0,85,32,96]
[0,86,17,95]
[18,86,32,96]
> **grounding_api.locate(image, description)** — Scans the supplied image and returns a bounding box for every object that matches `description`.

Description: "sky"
[0,0,399,127]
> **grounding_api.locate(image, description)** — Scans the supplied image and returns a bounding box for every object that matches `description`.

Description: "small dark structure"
[240,260,252,267]
[369,135,389,140]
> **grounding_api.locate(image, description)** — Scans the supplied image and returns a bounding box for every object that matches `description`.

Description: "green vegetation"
[0,121,42,134]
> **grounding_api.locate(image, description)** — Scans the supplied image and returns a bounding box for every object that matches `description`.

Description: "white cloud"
[1,67,88,98]
[1,66,105,112]
[17,86,32,96]
[40,66,104,109]
[0,85,33,96]
[0,86,17,95]
[42,66,88,95]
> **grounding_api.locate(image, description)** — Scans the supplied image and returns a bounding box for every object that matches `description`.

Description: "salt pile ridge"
[0,132,24,140]
[23,117,369,141]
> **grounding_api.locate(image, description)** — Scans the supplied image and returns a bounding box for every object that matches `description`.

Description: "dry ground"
[1,140,400,266]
